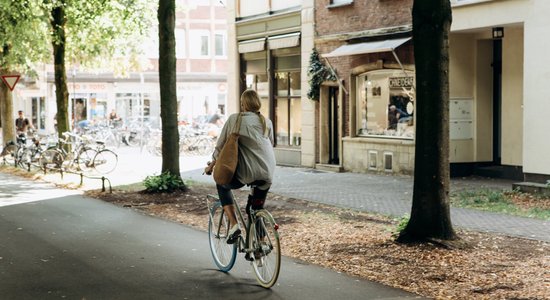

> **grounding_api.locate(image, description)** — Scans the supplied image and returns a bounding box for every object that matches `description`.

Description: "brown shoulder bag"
[213,113,242,185]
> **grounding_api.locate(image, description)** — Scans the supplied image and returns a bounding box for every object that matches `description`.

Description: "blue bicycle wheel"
[208,201,237,272]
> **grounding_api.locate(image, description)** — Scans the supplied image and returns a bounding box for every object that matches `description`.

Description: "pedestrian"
[204,89,276,244]
[15,110,34,136]
[109,109,122,128]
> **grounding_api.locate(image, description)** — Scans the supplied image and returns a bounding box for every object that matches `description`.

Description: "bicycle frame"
[207,188,281,288]
[206,192,257,257]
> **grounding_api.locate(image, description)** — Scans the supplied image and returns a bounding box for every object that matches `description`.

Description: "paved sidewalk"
[181,166,550,242]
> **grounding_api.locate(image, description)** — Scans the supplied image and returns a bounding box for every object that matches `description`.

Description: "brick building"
[224,0,550,183]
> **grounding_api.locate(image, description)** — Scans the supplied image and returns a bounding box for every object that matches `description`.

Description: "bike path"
[181,166,550,242]
[0,173,423,299]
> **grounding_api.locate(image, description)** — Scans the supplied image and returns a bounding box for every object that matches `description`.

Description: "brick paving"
[182,166,550,242]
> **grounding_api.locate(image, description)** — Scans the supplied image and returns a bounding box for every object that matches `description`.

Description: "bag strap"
[233,113,243,134]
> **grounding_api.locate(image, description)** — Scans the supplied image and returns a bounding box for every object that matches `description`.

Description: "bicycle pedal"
[226,228,241,244]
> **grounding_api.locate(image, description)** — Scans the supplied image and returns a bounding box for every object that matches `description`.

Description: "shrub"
[143,172,186,193]
[392,214,410,239]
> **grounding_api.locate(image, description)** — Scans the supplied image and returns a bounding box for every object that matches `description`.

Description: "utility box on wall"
[450,98,475,162]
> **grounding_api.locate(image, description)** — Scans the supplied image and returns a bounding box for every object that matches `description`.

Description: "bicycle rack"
[40,164,113,193]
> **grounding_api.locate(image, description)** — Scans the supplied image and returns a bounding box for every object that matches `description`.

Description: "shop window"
[245,73,269,118]
[356,70,415,139]
[274,70,301,147]
[72,98,87,123]
[32,97,46,130]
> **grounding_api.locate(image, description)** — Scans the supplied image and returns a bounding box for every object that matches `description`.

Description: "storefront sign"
[71,83,110,92]
[389,77,414,88]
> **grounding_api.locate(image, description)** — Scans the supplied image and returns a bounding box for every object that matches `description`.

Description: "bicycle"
[38,132,95,173]
[38,132,118,175]
[206,186,281,288]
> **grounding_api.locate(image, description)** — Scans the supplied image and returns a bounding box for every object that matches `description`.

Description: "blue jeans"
[216,177,269,208]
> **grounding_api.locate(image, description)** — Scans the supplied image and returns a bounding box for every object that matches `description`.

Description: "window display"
[357,70,415,139]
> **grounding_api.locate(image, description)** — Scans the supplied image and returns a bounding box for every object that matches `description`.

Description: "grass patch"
[451,189,550,220]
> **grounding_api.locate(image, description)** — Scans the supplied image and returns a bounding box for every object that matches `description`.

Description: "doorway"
[328,86,339,165]
[492,38,502,165]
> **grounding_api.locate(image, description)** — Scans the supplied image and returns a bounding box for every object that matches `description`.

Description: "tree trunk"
[397,0,457,243]
[158,0,181,177]
[51,4,70,139]
[0,70,15,145]
[0,45,15,145]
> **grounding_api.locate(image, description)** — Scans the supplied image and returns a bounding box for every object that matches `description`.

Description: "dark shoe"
[226,224,241,244]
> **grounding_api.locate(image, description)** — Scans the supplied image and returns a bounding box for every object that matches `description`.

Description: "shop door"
[328,86,339,165]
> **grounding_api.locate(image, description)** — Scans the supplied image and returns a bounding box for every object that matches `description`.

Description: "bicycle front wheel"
[250,210,281,288]
[92,149,118,174]
[38,149,64,172]
[208,201,237,272]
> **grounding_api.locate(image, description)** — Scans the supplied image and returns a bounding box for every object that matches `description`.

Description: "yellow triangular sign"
[1,75,21,91]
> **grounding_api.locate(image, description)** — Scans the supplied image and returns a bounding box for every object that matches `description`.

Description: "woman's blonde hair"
[240,89,267,135]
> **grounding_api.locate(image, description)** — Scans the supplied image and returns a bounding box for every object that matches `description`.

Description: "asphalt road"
[0,173,423,300]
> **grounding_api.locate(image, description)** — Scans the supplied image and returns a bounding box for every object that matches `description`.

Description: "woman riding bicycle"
[204,89,276,244]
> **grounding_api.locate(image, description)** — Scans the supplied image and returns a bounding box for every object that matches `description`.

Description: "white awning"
[238,38,266,53]
[267,32,300,50]
[322,37,411,58]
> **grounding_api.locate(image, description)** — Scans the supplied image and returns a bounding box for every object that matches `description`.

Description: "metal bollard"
[80,173,84,186]
[102,176,106,192]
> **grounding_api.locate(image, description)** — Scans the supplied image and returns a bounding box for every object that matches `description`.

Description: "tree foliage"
[42,0,155,137]
[0,0,50,144]
[307,48,336,101]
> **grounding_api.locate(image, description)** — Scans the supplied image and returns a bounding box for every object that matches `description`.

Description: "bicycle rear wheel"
[208,201,237,272]
[250,210,281,288]
[77,147,98,173]
[92,149,118,174]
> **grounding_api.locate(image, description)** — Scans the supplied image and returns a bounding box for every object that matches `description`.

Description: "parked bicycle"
[206,186,281,288]
[38,132,118,175]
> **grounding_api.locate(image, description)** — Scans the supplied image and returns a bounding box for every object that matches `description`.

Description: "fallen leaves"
[88,185,550,300]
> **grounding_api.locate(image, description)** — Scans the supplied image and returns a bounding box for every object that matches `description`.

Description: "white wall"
[301,0,315,167]
[501,27,523,166]
[523,0,550,175]
[451,0,528,32]
[238,0,301,18]
[226,0,240,115]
